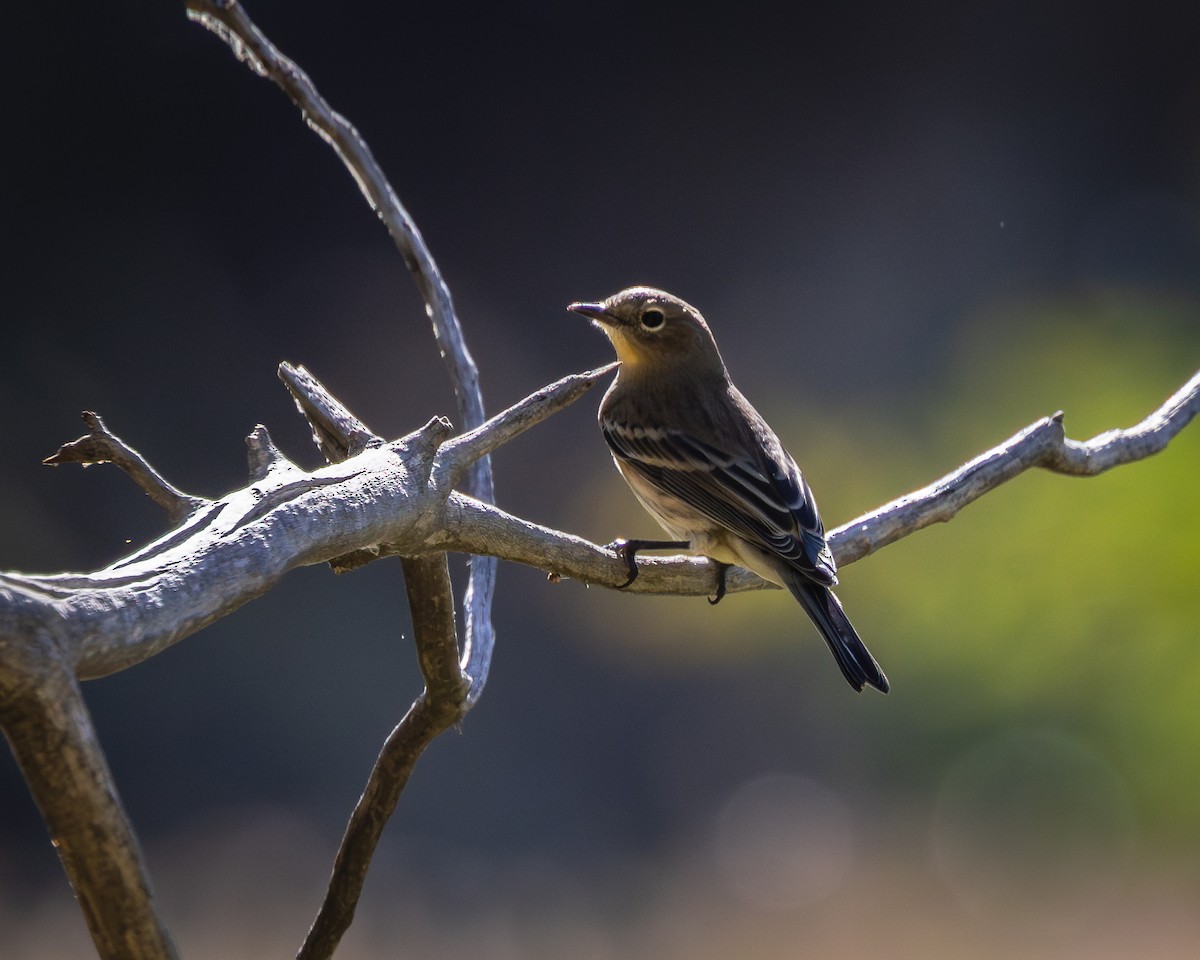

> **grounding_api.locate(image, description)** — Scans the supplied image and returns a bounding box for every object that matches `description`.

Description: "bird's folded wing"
[602,421,836,583]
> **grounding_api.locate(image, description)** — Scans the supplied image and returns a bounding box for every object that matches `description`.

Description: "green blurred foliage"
[572,294,1200,840]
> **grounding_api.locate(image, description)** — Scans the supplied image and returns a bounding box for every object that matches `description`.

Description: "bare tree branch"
[298,554,469,960]
[832,369,1200,566]
[4,352,1196,960]
[434,368,1200,590]
[280,363,379,463]
[0,363,583,960]
[279,362,637,960]
[184,0,499,703]
[434,360,619,493]
[0,653,179,960]
[43,411,205,524]
[1047,367,1200,473]
[276,366,475,959]
[1,364,612,681]
[0,1,1194,957]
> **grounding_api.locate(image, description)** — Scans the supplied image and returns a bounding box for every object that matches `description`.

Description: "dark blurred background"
[2,2,1199,957]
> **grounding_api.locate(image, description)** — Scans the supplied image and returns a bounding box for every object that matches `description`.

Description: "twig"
[183,0,484,435]
[436,368,1200,588]
[832,369,1200,565]
[435,361,619,490]
[299,554,469,960]
[438,494,743,595]
[186,0,498,700]
[1048,367,1200,473]
[279,363,378,462]
[43,411,205,523]
[245,425,290,481]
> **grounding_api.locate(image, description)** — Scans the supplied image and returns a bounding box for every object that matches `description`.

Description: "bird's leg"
[706,562,732,606]
[606,537,690,588]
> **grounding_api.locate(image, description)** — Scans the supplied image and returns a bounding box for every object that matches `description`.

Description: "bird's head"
[568,286,725,376]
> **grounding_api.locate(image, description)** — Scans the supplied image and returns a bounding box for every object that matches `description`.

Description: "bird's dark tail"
[785,576,889,693]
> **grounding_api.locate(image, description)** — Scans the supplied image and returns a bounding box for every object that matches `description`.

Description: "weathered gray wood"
[2,0,1197,956]
[0,650,179,960]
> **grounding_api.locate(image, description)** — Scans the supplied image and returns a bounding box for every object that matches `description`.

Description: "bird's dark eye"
[640,307,665,330]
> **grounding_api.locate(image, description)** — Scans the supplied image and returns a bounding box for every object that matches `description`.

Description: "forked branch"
[834,367,1200,566]
[184,0,500,713]
[6,358,1195,960]
[0,0,1195,958]
[43,411,206,523]
[425,367,1200,593]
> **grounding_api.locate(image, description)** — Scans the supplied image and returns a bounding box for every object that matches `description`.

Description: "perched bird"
[569,286,888,693]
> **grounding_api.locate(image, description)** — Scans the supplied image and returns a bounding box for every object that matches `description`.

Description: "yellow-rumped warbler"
[569,286,888,693]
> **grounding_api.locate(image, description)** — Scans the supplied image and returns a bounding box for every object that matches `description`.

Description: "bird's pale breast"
[613,455,787,586]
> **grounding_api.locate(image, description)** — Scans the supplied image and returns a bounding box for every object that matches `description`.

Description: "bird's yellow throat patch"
[600,326,650,368]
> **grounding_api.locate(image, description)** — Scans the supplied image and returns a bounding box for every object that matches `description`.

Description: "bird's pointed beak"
[567,300,614,325]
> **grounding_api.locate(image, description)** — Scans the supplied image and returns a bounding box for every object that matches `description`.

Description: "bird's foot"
[706,562,732,605]
[606,537,690,588]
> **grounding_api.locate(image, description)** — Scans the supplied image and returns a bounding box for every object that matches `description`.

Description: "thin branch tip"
[246,425,288,480]
[398,416,454,454]
[279,362,382,463]
[41,412,204,523]
[436,363,617,487]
